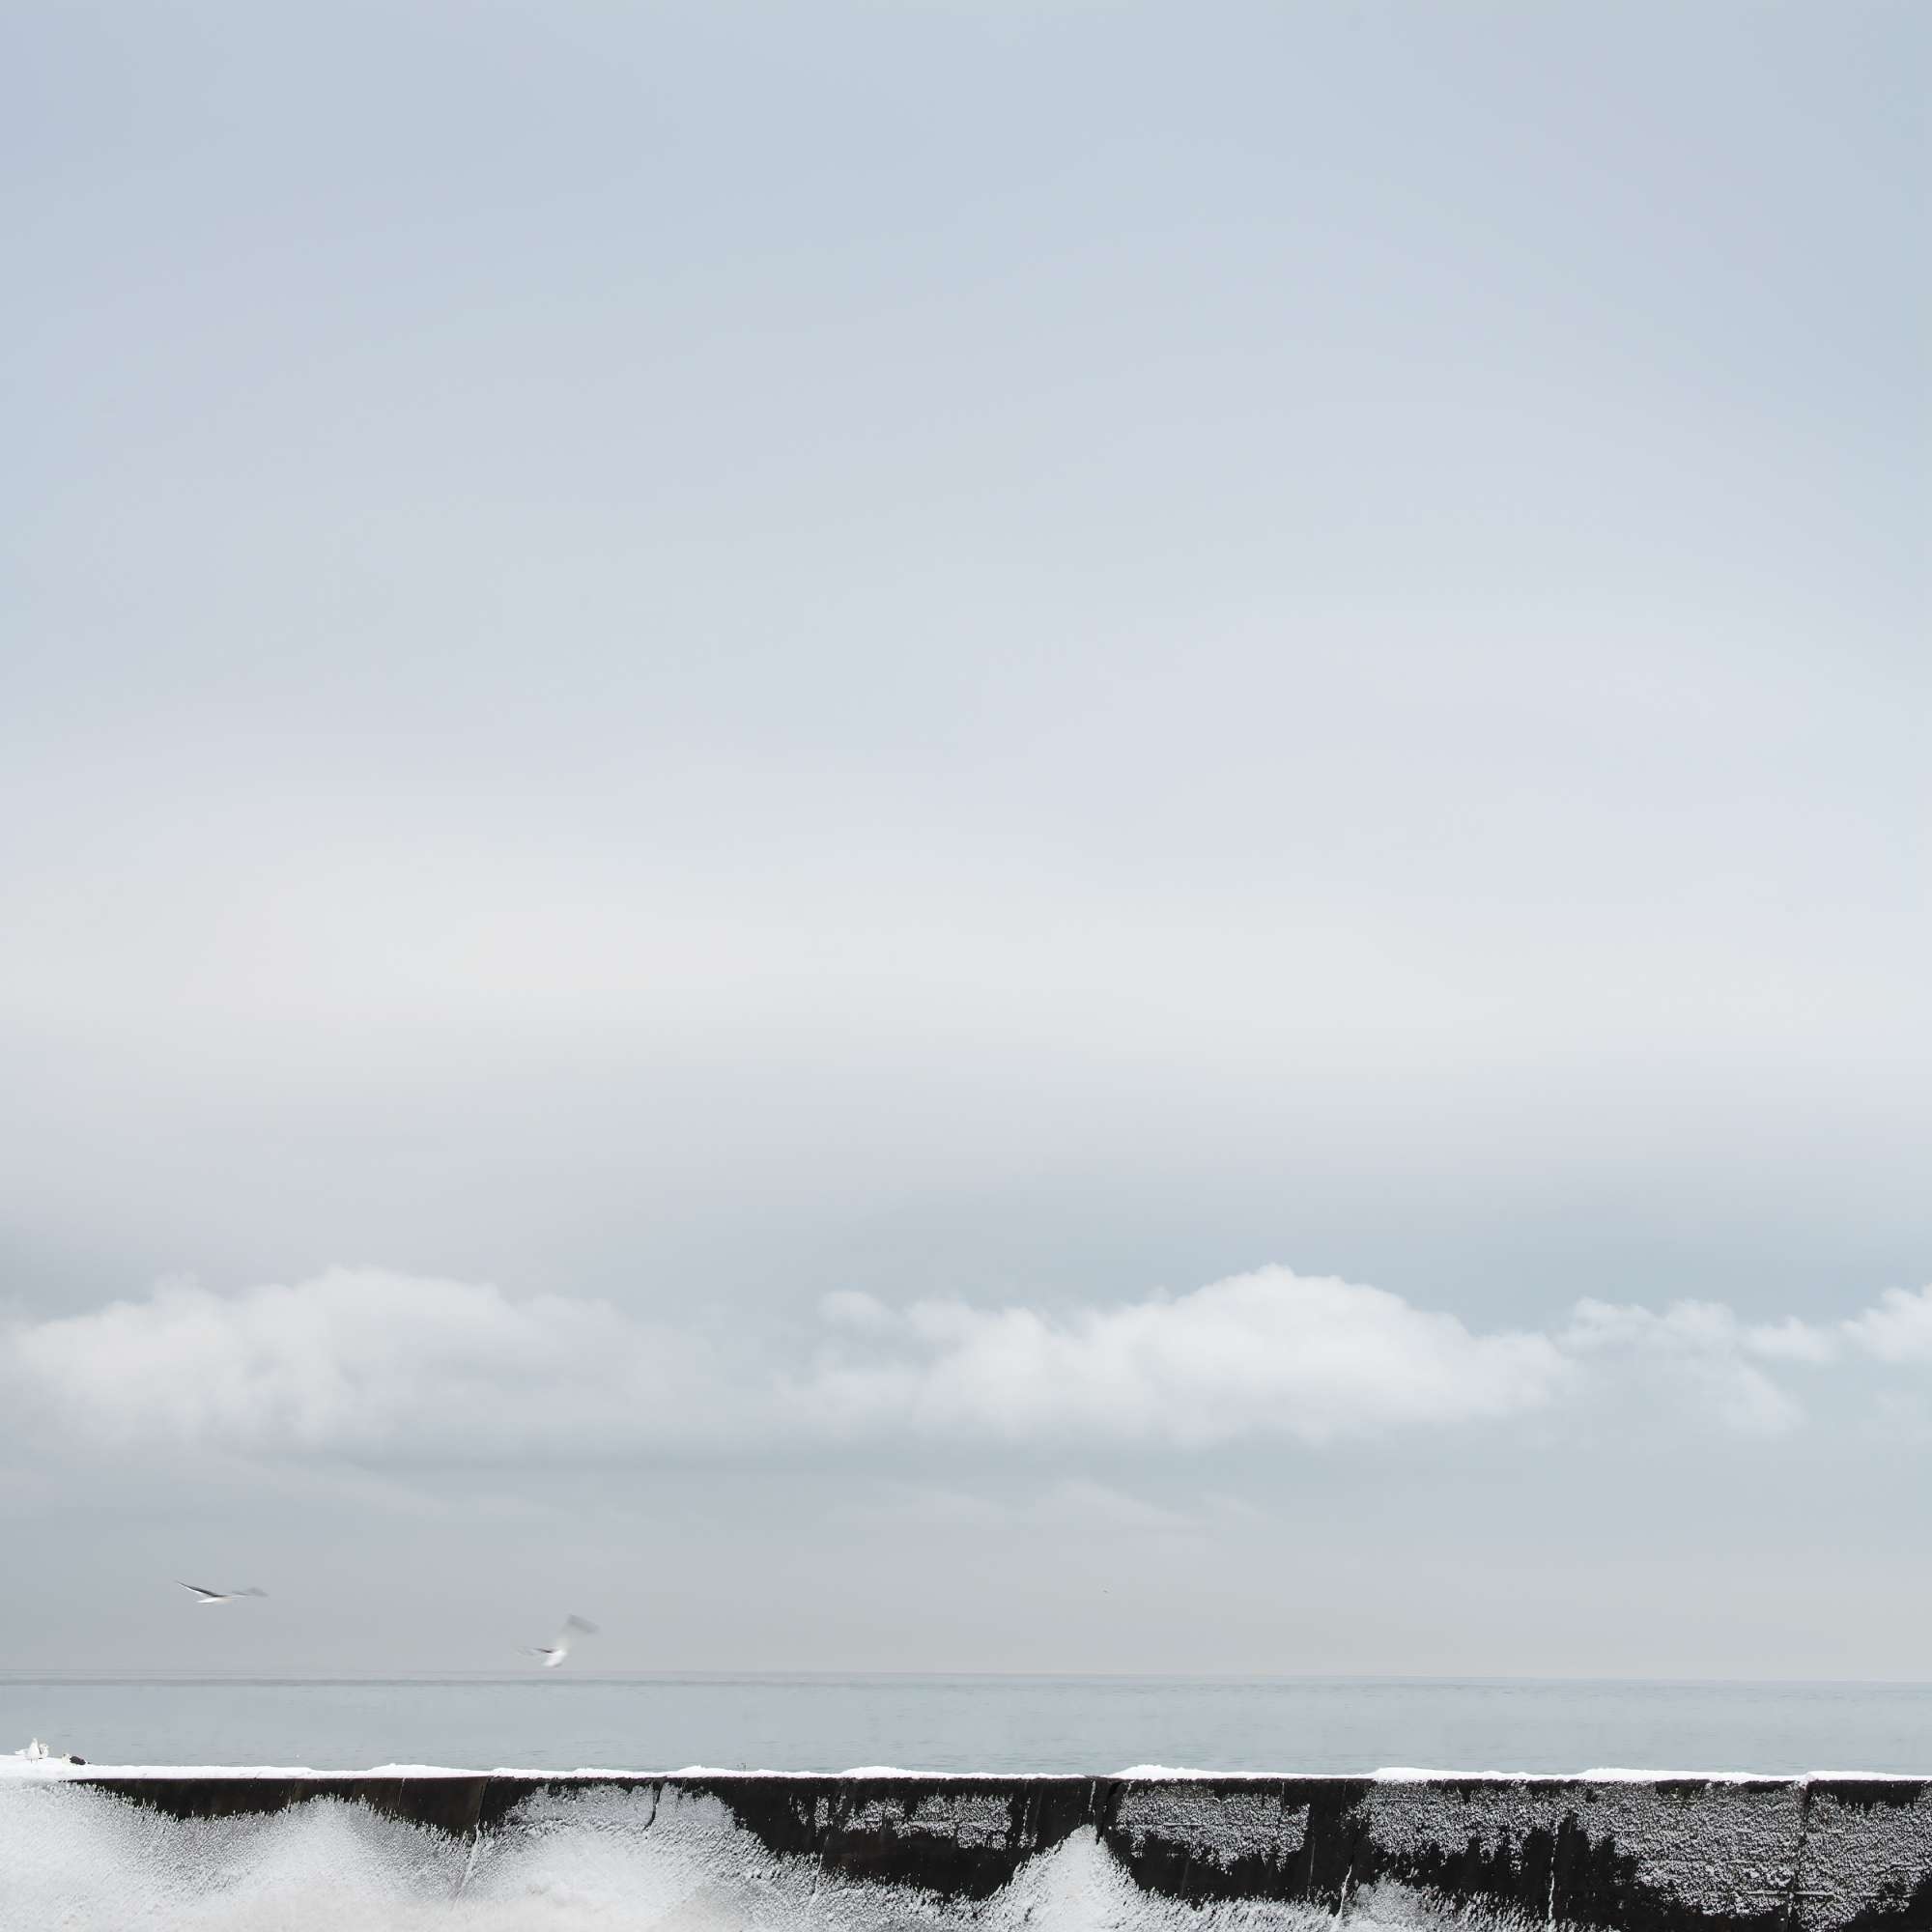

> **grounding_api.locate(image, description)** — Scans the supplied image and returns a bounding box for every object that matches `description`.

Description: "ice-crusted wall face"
[8,1774,1932,1931]
[1360,1777,1804,1928]
[1802,1783,1932,1932]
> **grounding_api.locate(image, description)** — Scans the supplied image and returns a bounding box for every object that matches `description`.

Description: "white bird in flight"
[176,1582,269,1605]
[522,1614,598,1668]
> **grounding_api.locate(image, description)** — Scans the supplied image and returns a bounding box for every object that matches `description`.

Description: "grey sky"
[2,1,1926,1678]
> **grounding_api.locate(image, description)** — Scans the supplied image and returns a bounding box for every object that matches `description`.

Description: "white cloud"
[794,1265,1570,1448]
[3,1268,730,1461]
[1745,1317,1841,1365]
[1557,1298,1832,1435]
[8,1264,1930,1466]
[1843,1286,1932,1363]
[819,1289,896,1333]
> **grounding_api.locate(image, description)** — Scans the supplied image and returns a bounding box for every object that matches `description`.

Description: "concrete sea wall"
[43,1771,1932,1928]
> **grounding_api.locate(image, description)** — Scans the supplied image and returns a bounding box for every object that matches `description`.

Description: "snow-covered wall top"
[12,1771,1932,1930]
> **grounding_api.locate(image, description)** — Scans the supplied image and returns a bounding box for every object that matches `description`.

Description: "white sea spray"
[0,1780,1557,1932]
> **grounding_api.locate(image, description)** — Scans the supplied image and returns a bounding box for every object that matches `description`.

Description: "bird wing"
[177,1582,223,1600]
[562,1615,599,1636]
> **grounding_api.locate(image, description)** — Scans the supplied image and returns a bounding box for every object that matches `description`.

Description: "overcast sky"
[2,0,1927,1679]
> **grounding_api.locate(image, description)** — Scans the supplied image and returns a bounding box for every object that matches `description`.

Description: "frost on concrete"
[1113,1782,1310,1865]
[1363,1776,1803,1925]
[839,1790,1018,1849]
[1798,1780,1932,1932]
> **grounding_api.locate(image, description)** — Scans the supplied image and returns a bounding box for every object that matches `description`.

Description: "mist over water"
[8,1675,1932,1776]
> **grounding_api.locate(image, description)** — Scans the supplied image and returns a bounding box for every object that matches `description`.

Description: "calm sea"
[4,1673,1929,1774]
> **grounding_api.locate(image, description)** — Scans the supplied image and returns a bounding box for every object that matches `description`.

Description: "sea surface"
[5,1672,1931,1774]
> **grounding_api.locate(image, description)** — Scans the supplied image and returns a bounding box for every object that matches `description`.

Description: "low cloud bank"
[4,1270,731,1459]
[802,1268,1567,1447]
[3,1264,1921,1463]
[1557,1298,1822,1436]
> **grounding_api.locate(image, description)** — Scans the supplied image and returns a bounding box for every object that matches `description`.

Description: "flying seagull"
[176,1582,269,1605]
[522,1614,598,1668]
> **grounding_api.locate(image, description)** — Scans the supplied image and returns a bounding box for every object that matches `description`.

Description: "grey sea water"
[5,1673,1930,1774]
